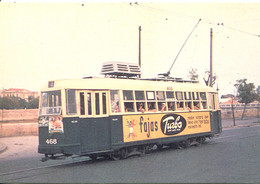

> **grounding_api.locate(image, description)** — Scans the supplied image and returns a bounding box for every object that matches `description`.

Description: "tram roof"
[42,77,217,93]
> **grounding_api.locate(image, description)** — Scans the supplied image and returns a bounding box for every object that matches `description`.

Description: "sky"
[1,1,260,97]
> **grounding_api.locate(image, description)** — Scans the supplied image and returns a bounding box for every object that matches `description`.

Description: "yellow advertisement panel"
[123,112,211,143]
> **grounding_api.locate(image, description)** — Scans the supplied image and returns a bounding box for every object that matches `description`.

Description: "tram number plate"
[46,139,57,145]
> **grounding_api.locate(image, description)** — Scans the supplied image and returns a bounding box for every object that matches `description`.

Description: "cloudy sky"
[1,1,260,96]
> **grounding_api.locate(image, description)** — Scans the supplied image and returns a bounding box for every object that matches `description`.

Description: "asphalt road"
[0,125,260,183]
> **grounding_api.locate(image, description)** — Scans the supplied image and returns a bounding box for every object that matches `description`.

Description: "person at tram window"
[148,102,156,112]
[168,102,175,111]
[159,102,166,112]
[185,102,192,111]
[194,102,200,110]
[124,102,134,112]
[111,100,119,113]
[137,102,145,113]
[177,102,184,110]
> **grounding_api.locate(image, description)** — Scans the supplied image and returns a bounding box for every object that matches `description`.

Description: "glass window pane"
[66,89,76,114]
[193,92,199,100]
[124,102,134,112]
[123,90,133,100]
[166,91,174,99]
[110,90,120,113]
[156,91,165,100]
[193,101,200,110]
[200,92,207,100]
[80,92,85,115]
[148,102,156,112]
[185,92,191,100]
[102,92,107,114]
[95,93,100,115]
[146,91,155,100]
[175,92,183,100]
[87,93,92,115]
[135,91,145,100]
[167,102,175,111]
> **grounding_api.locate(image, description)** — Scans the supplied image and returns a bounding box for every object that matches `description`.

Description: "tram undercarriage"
[41,135,214,162]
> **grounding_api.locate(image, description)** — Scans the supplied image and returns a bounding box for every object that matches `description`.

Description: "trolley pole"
[138,25,142,78]
[209,28,213,87]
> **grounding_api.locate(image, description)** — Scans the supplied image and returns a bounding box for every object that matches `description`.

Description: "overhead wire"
[130,3,260,38]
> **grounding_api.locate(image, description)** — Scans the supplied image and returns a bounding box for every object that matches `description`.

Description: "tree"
[0,96,20,109]
[187,68,199,81]
[203,71,216,87]
[27,97,39,109]
[234,79,258,120]
[0,96,39,109]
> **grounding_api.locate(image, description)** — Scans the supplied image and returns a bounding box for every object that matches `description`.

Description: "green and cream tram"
[38,62,222,161]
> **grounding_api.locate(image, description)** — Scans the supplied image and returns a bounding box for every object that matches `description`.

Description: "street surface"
[0,118,260,183]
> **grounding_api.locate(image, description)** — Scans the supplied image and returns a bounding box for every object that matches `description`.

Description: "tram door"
[208,93,218,110]
[78,90,110,153]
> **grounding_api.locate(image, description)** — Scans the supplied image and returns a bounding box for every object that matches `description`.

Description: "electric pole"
[210,28,213,87]
[138,25,142,78]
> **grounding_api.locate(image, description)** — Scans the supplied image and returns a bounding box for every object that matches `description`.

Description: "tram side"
[38,78,222,160]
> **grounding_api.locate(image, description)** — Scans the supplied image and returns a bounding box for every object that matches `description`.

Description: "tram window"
[66,89,77,114]
[167,102,175,111]
[123,90,133,100]
[148,102,156,112]
[136,102,146,113]
[102,92,107,114]
[40,91,61,115]
[156,91,165,100]
[208,93,217,110]
[202,102,208,109]
[80,92,85,115]
[158,102,166,112]
[193,92,199,100]
[110,90,120,113]
[166,91,175,100]
[175,92,183,100]
[185,92,191,100]
[200,92,207,100]
[41,93,48,107]
[95,93,100,115]
[177,102,184,110]
[185,102,192,111]
[146,91,155,100]
[135,91,145,100]
[124,102,134,112]
[87,93,92,115]
[193,101,200,110]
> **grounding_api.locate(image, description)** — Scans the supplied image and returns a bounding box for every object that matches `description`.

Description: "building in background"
[0,88,39,101]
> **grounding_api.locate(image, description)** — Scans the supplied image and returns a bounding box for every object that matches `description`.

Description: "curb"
[223,123,260,130]
[0,143,8,154]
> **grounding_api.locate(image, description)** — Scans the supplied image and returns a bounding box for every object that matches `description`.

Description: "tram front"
[38,89,80,160]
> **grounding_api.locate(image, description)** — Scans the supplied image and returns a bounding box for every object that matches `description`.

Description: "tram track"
[0,137,230,178]
[0,157,91,177]
[2,128,259,180]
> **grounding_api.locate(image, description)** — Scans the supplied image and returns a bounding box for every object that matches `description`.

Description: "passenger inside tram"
[137,102,145,113]
[148,102,156,112]
[168,102,175,111]
[177,102,184,110]
[158,102,166,112]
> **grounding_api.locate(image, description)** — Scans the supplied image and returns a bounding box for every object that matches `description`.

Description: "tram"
[38,62,222,161]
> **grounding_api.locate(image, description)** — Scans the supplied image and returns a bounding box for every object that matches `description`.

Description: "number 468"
[46,139,57,144]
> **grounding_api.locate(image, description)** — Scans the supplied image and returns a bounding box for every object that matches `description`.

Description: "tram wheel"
[179,139,191,149]
[157,144,163,150]
[110,151,121,161]
[196,137,206,146]
[90,155,97,160]
[120,148,129,159]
